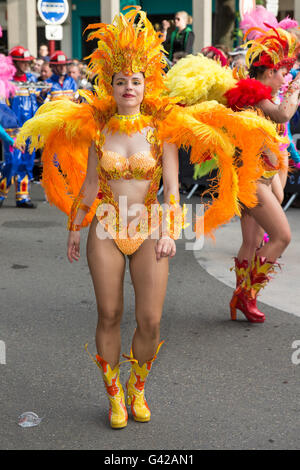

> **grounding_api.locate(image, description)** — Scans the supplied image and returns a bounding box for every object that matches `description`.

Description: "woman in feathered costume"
[17,7,285,428]
[225,26,300,323]
[240,5,300,192]
[164,21,300,324]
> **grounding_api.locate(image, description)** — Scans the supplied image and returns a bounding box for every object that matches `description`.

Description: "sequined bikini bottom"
[95,199,161,255]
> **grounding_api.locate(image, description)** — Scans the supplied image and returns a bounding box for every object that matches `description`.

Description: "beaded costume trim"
[105,113,153,136]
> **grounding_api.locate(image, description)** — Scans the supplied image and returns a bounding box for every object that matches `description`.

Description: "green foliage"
[231,11,243,45]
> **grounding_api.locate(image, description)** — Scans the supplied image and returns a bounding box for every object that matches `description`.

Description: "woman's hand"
[14,142,25,153]
[67,231,81,263]
[155,236,176,261]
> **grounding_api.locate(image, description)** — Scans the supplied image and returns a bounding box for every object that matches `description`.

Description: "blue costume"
[46,74,77,100]
[288,68,300,166]
[0,104,20,204]
[0,73,39,206]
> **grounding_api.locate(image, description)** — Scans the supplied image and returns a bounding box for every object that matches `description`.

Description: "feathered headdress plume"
[82,6,173,117]
[240,5,299,40]
[244,26,299,70]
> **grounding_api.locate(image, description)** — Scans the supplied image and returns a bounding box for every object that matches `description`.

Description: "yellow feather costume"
[16,7,286,238]
[164,53,237,106]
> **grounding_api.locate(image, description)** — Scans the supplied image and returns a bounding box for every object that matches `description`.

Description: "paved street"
[0,184,300,450]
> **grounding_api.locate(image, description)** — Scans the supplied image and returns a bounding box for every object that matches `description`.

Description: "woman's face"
[15,61,29,74]
[174,13,187,31]
[265,67,288,94]
[112,72,144,112]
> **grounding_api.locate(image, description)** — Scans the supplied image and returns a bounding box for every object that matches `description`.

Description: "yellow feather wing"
[159,103,286,238]
[16,98,100,224]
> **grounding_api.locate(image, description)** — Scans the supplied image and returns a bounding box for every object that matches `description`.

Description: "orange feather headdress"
[83,6,172,116]
[244,25,299,70]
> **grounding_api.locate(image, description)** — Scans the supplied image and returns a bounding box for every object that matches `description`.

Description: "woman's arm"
[155,142,179,261]
[161,142,180,207]
[68,141,99,230]
[67,141,99,263]
[0,124,14,146]
[258,77,300,123]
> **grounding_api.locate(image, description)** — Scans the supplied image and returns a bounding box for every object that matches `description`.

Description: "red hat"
[9,46,34,61]
[49,51,71,65]
[201,46,228,67]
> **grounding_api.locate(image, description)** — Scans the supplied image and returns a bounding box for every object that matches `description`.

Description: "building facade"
[0,0,299,59]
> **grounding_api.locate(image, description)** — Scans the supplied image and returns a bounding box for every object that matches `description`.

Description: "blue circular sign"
[37,0,69,25]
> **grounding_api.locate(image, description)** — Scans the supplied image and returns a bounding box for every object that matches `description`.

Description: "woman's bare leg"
[129,238,169,365]
[87,218,126,369]
[248,182,291,261]
[237,213,265,263]
[271,173,285,205]
[272,149,289,204]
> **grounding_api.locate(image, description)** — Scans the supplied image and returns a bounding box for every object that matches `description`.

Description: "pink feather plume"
[0,54,16,100]
[278,18,299,30]
[240,5,299,40]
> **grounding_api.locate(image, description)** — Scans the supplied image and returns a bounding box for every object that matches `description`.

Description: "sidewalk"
[194,206,300,318]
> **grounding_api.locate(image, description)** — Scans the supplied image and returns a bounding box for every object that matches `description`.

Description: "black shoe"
[16,200,37,209]
[0,199,4,208]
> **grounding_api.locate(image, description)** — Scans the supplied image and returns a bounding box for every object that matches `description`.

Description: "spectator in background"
[214,44,231,62]
[31,58,44,78]
[38,61,53,81]
[161,19,171,42]
[38,44,50,62]
[228,46,247,69]
[71,58,81,67]
[46,51,77,101]
[68,63,81,85]
[9,46,37,83]
[172,51,187,65]
[168,11,194,62]
[201,46,228,66]
[161,19,175,56]
[78,63,94,91]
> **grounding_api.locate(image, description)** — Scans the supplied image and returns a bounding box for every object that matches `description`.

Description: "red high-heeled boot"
[230,255,277,323]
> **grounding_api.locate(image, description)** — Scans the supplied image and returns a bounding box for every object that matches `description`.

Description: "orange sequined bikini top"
[98,149,158,180]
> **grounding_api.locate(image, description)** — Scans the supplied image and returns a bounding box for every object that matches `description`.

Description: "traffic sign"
[45,24,63,41]
[37,0,69,25]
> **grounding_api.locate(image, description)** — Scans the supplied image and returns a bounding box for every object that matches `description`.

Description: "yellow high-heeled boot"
[123,341,164,423]
[85,345,128,429]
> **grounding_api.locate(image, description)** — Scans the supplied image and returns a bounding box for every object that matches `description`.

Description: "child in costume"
[17,7,285,428]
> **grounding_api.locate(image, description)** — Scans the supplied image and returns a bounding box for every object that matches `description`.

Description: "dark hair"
[172,51,187,61]
[249,64,268,78]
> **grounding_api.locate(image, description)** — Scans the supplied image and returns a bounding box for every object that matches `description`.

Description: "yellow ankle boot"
[85,345,128,429]
[123,341,164,423]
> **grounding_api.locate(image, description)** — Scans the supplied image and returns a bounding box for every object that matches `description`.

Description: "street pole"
[48,40,55,56]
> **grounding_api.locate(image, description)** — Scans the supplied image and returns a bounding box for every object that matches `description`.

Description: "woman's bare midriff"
[108,179,152,223]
